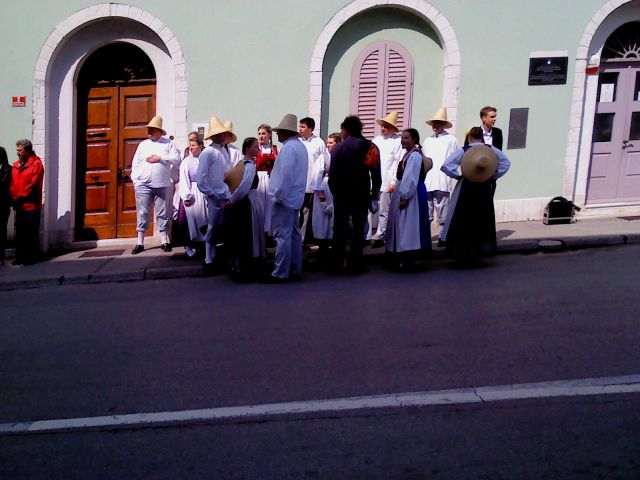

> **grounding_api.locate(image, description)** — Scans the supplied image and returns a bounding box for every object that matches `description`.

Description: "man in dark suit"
[464,106,503,150]
[328,115,382,275]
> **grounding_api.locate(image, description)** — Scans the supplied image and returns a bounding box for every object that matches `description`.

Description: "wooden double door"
[76,83,156,239]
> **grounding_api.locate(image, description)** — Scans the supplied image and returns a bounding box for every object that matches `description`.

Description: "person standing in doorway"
[423,107,459,230]
[9,139,44,265]
[130,116,181,254]
[371,111,403,247]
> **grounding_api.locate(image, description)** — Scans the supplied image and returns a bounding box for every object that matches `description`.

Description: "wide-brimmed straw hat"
[146,116,166,135]
[273,114,298,134]
[376,111,399,131]
[204,116,232,141]
[461,145,498,183]
[224,159,245,193]
[223,120,238,144]
[425,107,452,129]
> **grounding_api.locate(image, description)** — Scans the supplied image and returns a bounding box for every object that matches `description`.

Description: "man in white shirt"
[130,116,181,254]
[196,116,232,272]
[223,119,243,169]
[298,116,329,243]
[423,107,459,228]
[371,111,403,246]
[266,114,309,283]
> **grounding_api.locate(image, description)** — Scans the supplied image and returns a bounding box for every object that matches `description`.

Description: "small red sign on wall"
[12,96,26,107]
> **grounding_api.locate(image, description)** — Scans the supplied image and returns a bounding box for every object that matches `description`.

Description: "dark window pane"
[629,112,640,141]
[597,72,618,102]
[593,113,615,142]
[635,72,640,102]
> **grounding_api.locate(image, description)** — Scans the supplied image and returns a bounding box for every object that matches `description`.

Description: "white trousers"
[271,203,302,279]
[134,184,173,233]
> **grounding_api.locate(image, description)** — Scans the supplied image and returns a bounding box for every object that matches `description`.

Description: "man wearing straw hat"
[370,111,403,246]
[265,114,308,283]
[223,120,243,169]
[130,115,181,254]
[424,107,459,230]
[196,116,232,273]
[440,127,511,261]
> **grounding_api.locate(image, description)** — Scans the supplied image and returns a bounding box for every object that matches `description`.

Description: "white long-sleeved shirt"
[423,132,459,192]
[300,134,329,193]
[441,142,511,180]
[131,137,181,188]
[196,143,230,202]
[268,136,308,209]
[372,133,403,191]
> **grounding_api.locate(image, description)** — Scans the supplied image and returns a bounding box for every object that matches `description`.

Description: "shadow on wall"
[320,6,441,136]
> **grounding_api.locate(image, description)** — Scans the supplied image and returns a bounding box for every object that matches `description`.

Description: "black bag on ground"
[543,196,581,225]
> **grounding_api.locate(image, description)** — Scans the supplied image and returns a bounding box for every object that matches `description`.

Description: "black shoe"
[261,274,288,284]
[131,244,144,255]
[160,243,172,253]
[12,259,24,266]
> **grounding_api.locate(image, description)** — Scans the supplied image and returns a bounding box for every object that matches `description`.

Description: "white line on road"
[2,374,639,435]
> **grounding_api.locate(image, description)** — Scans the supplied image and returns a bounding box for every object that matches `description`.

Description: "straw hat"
[145,116,166,135]
[273,114,299,134]
[223,120,238,144]
[376,111,399,131]
[461,145,498,183]
[224,160,245,193]
[425,107,452,129]
[204,116,231,141]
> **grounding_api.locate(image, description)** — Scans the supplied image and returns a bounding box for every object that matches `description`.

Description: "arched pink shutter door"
[351,41,414,139]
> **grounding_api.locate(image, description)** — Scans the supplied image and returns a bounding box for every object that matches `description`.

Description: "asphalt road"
[1,245,639,478]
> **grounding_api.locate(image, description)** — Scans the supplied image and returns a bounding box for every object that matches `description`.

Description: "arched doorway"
[75,43,157,240]
[587,22,640,205]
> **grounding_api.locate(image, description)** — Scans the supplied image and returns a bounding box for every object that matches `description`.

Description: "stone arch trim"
[32,3,188,161]
[307,0,460,132]
[563,0,636,204]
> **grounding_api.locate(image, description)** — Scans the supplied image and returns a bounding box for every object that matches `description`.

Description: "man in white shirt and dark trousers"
[265,114,309,283]
[371,111,403,247]
[423,107,459,230]
[130,116,181,254]
[298,116,329,244]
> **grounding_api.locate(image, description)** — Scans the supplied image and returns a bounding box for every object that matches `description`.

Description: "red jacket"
[10,154,44,211]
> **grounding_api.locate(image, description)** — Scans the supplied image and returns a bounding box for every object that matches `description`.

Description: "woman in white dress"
[385,128,431,271]
[174,137,208,258]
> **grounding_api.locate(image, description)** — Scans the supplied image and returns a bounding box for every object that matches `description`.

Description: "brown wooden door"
[78,83,156,239]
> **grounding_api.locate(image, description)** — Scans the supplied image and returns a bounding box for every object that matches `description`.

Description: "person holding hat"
[371,111,403,246]
[439,127,511,261]
[130,116,181,254]
[385,128,432,271]
[423,107,459,230]
[266,114,308,283]
[197,116,232,272]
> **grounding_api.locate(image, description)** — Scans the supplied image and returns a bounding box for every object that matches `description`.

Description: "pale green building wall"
[0,0,629,207]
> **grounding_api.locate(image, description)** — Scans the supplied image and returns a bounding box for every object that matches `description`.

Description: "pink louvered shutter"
[351,41,414,140]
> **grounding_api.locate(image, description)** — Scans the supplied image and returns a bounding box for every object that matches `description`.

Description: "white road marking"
[1,374,639,435]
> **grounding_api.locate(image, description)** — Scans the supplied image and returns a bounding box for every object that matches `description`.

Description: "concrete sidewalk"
[1,216,640,291]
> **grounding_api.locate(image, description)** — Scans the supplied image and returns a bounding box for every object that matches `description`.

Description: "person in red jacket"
[9,139,44,265]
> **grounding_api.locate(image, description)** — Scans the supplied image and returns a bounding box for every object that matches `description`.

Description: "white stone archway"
[307,0,460,132]
[32,4,187,248]
[564,0,640,214]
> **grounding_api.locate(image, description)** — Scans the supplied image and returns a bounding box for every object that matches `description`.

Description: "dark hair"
[16,139,33,153]
[480,106,497,119]
[468,126,484,140]
[340,115,363,137]
[300,117,315,131]
[0,146,8,167]
[403,128,421,148]
[189,137,204,148]
[242,137,258,155]
[328,132,342,144]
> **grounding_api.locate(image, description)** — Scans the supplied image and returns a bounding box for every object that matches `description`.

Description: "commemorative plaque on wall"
[528,57,568,86]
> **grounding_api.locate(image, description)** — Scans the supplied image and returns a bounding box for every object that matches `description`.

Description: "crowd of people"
[0,105,511,279]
